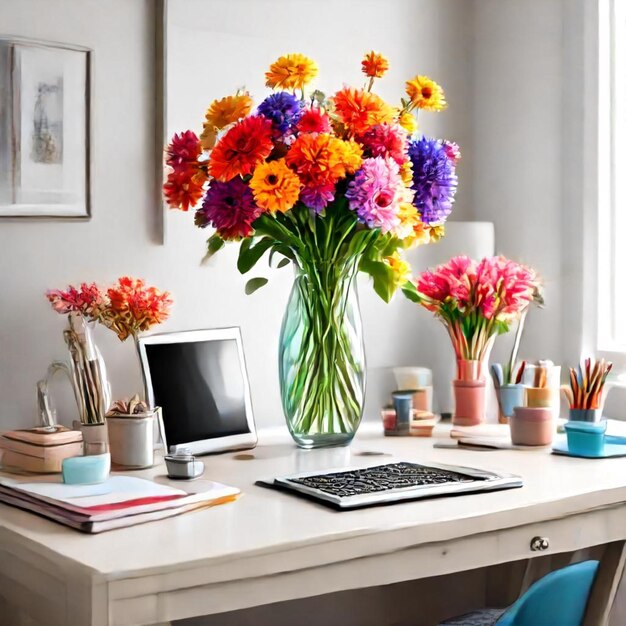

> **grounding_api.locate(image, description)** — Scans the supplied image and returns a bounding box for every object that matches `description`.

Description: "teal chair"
[439,560,599,626]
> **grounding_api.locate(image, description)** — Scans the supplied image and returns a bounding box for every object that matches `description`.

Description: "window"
[598,0,626,355]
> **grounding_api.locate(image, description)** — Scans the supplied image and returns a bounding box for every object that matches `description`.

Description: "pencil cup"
[496,384,526,424]
[452,380,486,426]
[525,387,554,408]
[510,407,554,446]
[392,390,414,435]
[568,408,603,423]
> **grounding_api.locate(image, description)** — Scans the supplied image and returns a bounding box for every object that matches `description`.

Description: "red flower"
[207,116,274,182]
[296,108,331,134]
[46,283,105,319]
[163,169,205,211]
[166,130,201,171]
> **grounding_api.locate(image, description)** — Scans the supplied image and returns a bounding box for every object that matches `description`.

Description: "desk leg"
[583,541,626,626]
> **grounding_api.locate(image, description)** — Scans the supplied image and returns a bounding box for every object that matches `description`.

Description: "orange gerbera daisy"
[405,75,447,112]
[249,159,301,214]
[361,51,389,78]
[207,116,274,182]
[205,93,253,130]
[331,87,395,136]
[265,53,318,91]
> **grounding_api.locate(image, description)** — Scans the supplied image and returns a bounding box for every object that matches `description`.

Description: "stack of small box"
[0,426,83,473]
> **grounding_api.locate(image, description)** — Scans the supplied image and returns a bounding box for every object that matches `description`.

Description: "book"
[0,475,240,533]
[0,449,67,473]
[0,436,83,460]
[2,426,83,446]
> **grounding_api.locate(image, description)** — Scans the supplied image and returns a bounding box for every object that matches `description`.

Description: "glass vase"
[279,259,366,449]
[38,312,111,432]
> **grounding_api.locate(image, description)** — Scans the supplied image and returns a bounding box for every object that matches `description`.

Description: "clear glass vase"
[279,258,366,449]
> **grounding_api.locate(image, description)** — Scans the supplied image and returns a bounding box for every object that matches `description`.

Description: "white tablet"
[137,327,257,455]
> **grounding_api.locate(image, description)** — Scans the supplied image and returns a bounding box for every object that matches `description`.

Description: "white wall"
[0,0,477,430]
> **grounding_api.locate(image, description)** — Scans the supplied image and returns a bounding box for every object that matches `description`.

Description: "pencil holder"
[496,384,526,424]
[568,408,602,423]
[525,386,554,408]
[510,407,554,446]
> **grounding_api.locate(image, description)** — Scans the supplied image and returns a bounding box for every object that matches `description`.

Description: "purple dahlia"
[257,92,303,134]
[408,137,458,224]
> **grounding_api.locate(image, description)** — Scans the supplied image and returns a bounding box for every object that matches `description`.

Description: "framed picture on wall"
[0,37,91,219]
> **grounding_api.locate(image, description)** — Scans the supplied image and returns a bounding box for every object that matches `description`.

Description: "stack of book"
[0,475,240,533]
[0,426,83,473]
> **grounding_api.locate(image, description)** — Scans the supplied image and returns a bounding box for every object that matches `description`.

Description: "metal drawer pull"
[530,536,550,551]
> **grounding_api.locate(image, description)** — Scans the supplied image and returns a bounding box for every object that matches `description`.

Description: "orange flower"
[405,75,447,111]
[249,159,301,214]
[331,87,394,136]
[265,53,318,91]
[286,133,361,187]
[361,51,389,78]
[104,277,173,342]
[207,116,274,182]
[163,169,205,211]
[205,93,253,130]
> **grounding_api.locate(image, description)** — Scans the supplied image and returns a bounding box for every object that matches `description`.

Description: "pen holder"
[525,386,554,408]
[510,407,554,446]
[496,384,526,424]
[452,379,486,426]
[391,390,414,435]
[568,408,602,423]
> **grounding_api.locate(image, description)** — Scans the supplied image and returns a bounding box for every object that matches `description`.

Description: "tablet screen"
[144,338,250,447]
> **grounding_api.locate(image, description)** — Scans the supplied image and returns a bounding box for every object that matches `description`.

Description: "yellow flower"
[429,224,446,242]
[384,252,412,287]
[265,53,318,91]
[398,110,418,134]
[205,93,254,130]
[361,51,389,78]
[405,75,447,112]
[249,159,301,214]
[199,124,217,150]
[400,161,413,186]
[334,139,363,175]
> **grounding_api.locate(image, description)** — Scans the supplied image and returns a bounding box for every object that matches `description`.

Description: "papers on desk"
[0,475,240,533]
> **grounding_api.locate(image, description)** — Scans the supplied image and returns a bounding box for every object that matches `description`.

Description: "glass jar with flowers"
[164,51,459,448]
[405,256,541,426]
[44,278,172,453]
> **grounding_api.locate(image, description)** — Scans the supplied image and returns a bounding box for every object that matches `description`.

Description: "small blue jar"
[564,420,607,457]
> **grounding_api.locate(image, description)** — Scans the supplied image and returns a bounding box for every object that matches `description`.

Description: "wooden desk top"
[1,423,625,583]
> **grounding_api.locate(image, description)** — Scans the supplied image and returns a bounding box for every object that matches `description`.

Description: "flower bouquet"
[407,256,540,425]
[164,51,459,447]
[44,278,172,426]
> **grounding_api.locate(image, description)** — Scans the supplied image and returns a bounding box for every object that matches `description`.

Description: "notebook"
[0,475,240,533]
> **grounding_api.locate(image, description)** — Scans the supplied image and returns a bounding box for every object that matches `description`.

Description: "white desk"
[0,424,625,626]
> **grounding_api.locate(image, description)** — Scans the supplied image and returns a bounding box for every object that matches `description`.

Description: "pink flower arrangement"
[409,256,541,366]
[46,277,173,342]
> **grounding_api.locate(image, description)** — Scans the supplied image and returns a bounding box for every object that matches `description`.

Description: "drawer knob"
[530,536,550,551]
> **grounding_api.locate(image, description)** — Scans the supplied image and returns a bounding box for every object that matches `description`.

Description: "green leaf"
[401,280,421,303]
[360,258,396,303]
[244,277,268,295]
[268,244,295,267]
[201,233,225,264]
[237,238,274,274]
[276,257,291,268]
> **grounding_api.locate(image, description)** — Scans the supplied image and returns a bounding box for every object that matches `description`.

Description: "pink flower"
[46,283,106,319]
[416,270,449,307]
[300,182,335,212]
[443,141,461,165]
[345,157,411,233]
[359,123,408,166]
[165,130,201,172]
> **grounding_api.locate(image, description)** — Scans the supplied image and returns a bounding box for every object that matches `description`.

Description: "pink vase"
[452,379,486,426]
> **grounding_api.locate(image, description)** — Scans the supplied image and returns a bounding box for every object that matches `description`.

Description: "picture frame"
[0,37,92,219]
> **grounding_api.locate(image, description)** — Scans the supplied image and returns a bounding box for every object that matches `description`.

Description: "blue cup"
[392,390,415,434]
[496,384,526,419]
[564,420,607,456]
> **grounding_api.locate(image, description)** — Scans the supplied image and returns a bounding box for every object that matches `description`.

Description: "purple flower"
[257,92,303,134]
[408,137,457,224]
[300,183,335,213]
[195,178,261,240]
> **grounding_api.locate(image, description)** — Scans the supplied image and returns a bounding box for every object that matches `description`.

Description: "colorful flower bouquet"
[44,278,172,426]
[164,51,458,447]
[407,256,541,425]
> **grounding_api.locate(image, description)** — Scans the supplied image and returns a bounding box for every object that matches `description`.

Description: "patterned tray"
[257,460,522,510]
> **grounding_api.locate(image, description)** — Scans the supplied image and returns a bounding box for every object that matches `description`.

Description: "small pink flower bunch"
[46,278,173,342]
[411,255,541,363]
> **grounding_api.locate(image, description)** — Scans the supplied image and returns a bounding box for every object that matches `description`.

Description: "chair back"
[496,560,599,626]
